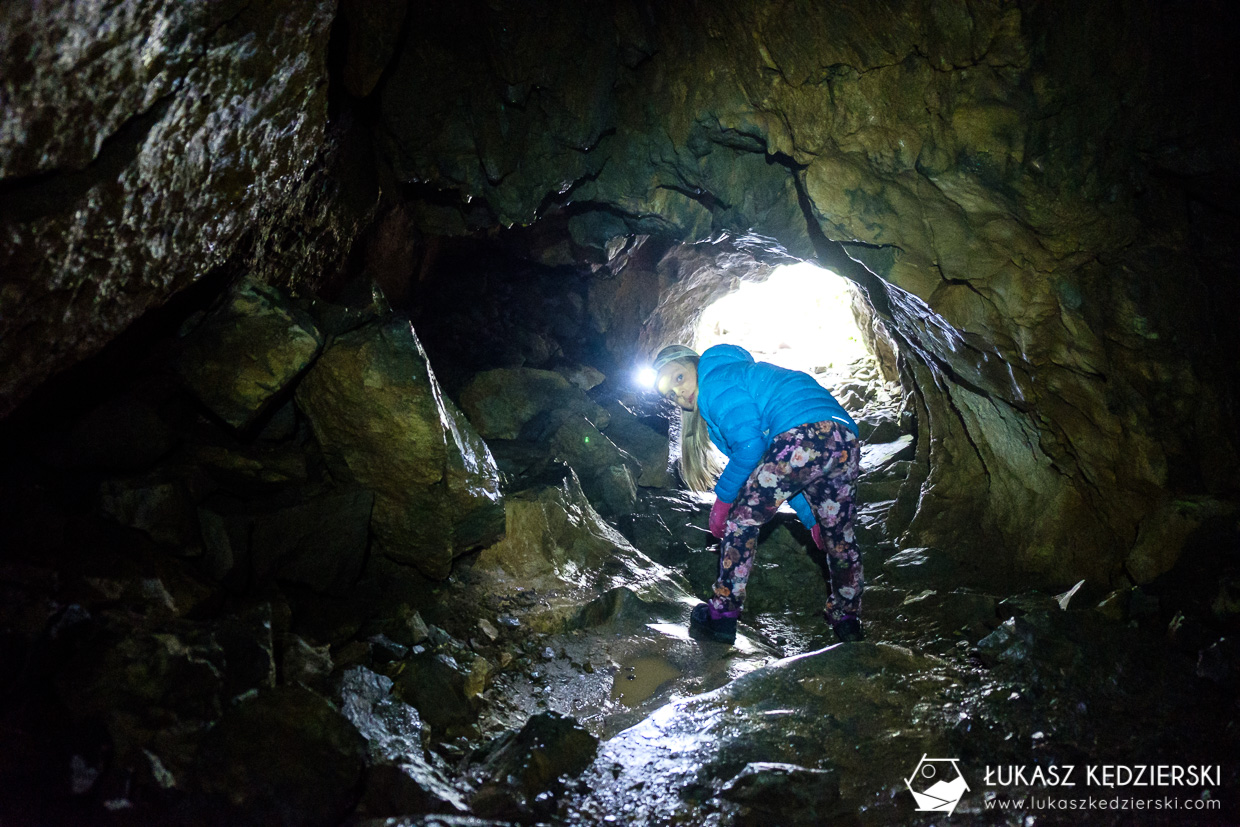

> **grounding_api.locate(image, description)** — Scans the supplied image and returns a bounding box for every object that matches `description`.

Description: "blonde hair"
[654,349,725,492]
[680,405,726,492]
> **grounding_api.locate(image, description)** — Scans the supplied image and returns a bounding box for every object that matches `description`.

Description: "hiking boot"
[831,614,864,643]
[688,603,738,644]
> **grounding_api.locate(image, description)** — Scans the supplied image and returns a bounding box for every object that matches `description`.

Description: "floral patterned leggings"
[709,420,862,624]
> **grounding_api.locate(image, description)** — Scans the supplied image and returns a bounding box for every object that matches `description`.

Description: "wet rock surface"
[600,400,673,489]
[465,465,691,635]
[178,278,324,431]
[296,319,504,578]
[13,271,1239,826]
[460,369,611,442]
[468,711,598,818]
[1,337,1237,825]
[0,0,339,417]
[568,642,954,825]
[1,1,1239,825]
[339,665,470,817]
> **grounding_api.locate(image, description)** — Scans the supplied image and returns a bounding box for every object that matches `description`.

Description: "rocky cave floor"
[1,283,1237,827]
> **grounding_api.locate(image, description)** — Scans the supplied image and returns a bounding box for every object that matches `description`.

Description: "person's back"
[698,344,856,443]
[653,342,866,646]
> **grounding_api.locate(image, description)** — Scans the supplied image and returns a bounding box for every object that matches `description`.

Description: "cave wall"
[3,0,1238,587]
[0,0,368,417]
[374,0,1240,585]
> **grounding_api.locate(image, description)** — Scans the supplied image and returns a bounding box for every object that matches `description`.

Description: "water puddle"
[611,656,681,708]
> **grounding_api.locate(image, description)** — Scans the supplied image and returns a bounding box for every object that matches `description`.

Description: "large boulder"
[391,651,484,735]
[296,319,503,578]
[338,665,469,816]
[198,489,375,592]
[601,401,673,488]
[0,0,338,417]
[178,278,324,430]
[573,642,955,824]
[459,368,609,441]
[475,406,643,516]
[193,685,367,827]
[258,490,374,592]
[470,466,691,633]
[1124,496,1235,584]
[470,712,598,818]
[549,415,639,515]
[734,525,830,617]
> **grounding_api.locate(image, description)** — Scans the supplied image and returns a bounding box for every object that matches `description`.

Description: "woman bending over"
[653,343,864,645]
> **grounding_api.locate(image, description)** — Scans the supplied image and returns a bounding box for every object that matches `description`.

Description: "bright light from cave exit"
[694,261,870,378]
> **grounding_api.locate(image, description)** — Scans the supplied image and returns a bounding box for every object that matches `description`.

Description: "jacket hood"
[700,344,755,372]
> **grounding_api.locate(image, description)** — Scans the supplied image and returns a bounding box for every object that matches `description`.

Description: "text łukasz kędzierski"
[983,765,1221,788]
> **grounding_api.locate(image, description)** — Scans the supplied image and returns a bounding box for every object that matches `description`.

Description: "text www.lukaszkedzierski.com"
[985,796,1220,812]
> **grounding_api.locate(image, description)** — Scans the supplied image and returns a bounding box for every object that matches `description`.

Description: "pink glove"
[709,497,731,539]
[811,524,824,551]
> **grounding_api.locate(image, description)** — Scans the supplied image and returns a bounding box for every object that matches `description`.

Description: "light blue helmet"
[652,344,699,371]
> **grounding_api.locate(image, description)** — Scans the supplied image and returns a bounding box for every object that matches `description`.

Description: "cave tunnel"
[1,1,1239,824]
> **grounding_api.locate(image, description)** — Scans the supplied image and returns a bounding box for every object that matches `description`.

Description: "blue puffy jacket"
[696,344,858,527]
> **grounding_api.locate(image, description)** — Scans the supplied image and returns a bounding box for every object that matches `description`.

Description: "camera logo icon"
[906,755,970,815]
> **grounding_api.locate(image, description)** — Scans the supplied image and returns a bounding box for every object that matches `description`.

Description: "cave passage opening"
[628,245,905,430]
[691,260,877,394]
